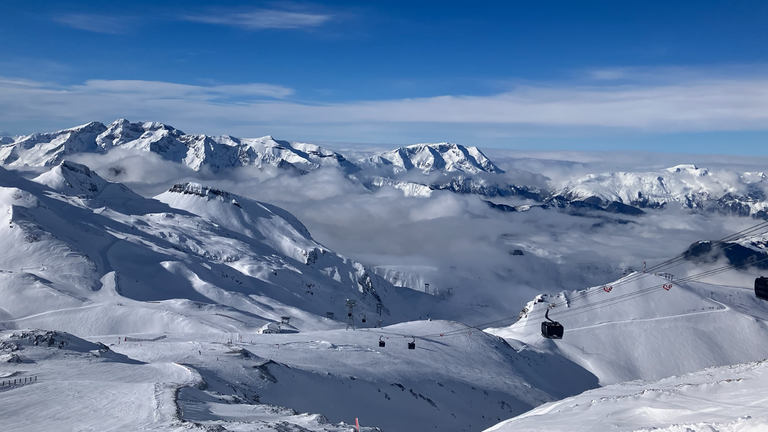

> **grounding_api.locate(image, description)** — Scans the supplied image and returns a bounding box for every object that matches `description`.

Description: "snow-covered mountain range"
[554,164,768,217]
[1,120,358,174]
[5,120,768,220]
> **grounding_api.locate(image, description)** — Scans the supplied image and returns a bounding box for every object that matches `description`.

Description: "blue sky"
[2,0,768,153]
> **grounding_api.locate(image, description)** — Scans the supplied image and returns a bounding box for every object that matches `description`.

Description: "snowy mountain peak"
[361,142,503,175]
[1,122,107,167]
[665,164,709,176]
[33,160,109,198]
[97,119,187,159]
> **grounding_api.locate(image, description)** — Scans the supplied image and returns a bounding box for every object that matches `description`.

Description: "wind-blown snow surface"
[485,358,768,432]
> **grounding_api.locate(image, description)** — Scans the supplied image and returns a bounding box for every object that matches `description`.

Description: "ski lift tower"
[345,299,356,331]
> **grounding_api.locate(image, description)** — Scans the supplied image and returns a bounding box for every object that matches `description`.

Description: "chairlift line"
[517,253,768,329]
[518,222,768,317]
[428,252,768,340]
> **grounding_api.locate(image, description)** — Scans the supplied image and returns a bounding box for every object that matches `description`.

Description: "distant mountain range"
[4,120,768,219]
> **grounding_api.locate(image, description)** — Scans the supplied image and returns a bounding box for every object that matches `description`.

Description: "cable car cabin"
[379,336,386,347]
[756,277,768,301]
[407,337,416,349]
[541,307,564,339]
[541,321,564,339]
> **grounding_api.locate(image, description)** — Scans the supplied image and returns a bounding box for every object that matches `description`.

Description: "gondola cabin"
[541,306,564,339]
[541,321,564,339]
[756,277,768,301]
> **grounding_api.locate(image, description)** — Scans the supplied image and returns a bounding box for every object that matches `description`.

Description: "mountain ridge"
[6,120,768,220]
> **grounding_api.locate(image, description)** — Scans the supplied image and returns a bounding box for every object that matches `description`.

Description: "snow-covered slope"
[0,320,599,432]
[485,358,768,432]
[490,273,768,385]
[1,329,387,432]
[0,161,419,337]
[359,143,504,175]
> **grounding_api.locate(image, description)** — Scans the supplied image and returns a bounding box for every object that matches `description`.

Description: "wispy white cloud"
[53,6,335,34]
[2,72,768,139]
[588,69,631,81]
[75,80,295,100]
[53,13,135,34]
[182,9,333,30]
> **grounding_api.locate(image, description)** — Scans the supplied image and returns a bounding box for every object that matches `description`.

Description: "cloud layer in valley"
[68,146,764,322]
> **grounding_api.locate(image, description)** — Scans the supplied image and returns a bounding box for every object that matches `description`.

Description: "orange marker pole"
[355,417,360,431]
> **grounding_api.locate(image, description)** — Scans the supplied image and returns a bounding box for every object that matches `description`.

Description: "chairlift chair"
[407,336,416,350]
[379,336,385,347]
[541,306,564,339]
[755,277,768,301]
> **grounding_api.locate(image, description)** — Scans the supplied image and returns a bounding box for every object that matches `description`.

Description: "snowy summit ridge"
[359,142,503,175]
[7,120,768,220]
[554,165,768,217]
[0,119,357,174]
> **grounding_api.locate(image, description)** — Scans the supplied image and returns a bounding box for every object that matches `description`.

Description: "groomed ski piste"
[1,154,768,431]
